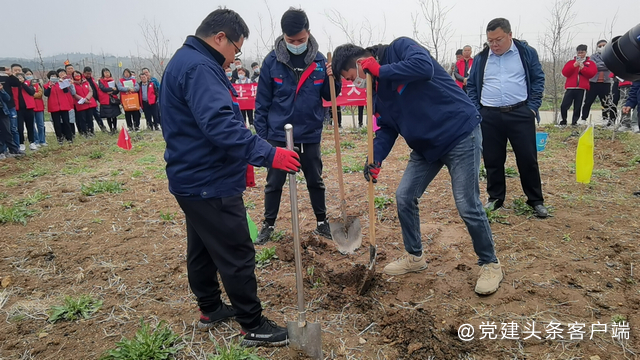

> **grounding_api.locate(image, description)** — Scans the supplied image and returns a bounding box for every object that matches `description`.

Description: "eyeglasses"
[487,37,506,46]
[229,38,242,57]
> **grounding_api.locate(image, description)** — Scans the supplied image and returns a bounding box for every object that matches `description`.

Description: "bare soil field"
[0,125,638,359]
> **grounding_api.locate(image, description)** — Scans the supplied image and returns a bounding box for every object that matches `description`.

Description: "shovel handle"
[366,74,375,247]
[327,53,348,224]
[285,124,306,325]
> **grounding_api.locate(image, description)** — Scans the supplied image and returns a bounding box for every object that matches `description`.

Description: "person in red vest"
[71,70,96,137]
[43,70,73,145]
[560,44,598,126]
[454,45,473,92]
[97,68,121,135]
[24,69,47,147]
[83,67,108,133]
[117,68,140,132]
[138,73,160,131]
[10,65,38,151]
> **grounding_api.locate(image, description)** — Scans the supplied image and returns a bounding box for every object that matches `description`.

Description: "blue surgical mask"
[353,63,367,89]
[26,75,34,80]
[239,75,246,80]
[50,77,59,83]
[287,41,308,55]
[226,72,232,77]
[253,68,260,74]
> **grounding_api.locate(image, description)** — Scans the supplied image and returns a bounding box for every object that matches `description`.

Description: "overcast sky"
[2,0,639,63]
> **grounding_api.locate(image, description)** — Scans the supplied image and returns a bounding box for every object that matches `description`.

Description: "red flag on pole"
[117,127,132,150]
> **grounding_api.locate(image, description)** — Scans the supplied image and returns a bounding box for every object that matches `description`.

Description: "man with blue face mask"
[254,7,341,244]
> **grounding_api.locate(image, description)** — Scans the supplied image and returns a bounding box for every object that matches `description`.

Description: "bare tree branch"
[415,0,454,64]
[139,18,170,78]
[33,35,47,79]
[325,9,387,48]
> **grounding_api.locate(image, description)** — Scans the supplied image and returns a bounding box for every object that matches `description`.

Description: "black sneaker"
[314,221,332,239]
[197,303,235,331]
[241,316,289,347]
[255,222,274,245]
[7,151,26,158]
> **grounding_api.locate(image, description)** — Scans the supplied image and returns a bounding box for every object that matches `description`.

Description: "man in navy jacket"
[467,18,549,219]
[254,8,340,244]
[161,8,300,347]
[332,37,503,295]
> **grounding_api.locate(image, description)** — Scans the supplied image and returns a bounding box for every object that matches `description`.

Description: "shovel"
[285,124,323,360]
[326,52,363,254]
[358,73,377,296]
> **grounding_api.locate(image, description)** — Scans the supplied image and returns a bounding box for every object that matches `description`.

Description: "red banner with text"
[232,80,366,111]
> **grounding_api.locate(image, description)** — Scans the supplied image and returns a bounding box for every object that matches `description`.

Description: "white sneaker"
[29,143,38,151]
[0,153,6,160]
[633,125,640,133]
[19,144,26,151]
[35,143,41,148]
[40,143,48,147]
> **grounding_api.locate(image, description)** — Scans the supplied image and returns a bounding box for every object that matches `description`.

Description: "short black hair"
[83,66,92,72]
[455,49,463,55]
[331,44,369,80]
[251,62,259,68]
[281,8,309,36]
[22,68,32,74]
[487,18,511,33]
[234,58,241,62]
[237,68,246,75]
[101,68,111,78]
[56,68,65,75]
[72,70,82,77]
[65,63,74,69]
[576,44,588,52]
[597,39,607,46]
[46,70,56,79]
[195,8,249,42]
[141,67,150,72]
[10,63,22,69]
[123,68,132,77]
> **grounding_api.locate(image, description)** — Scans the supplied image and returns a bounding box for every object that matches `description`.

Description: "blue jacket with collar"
[160,36,276,199]
[625,81,640,109]
[467,39,545,119]
[0,89,11,116]
[254,34,340,144]
[371,37,482,165]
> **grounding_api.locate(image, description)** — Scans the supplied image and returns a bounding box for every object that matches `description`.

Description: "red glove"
[359,57,381,77]
[363,161,381,183]
[272,147,301,174]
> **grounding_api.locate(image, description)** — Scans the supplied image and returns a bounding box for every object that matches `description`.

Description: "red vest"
[138,82,157,108]
[73,81,97,111]
[33,83,45,112]
[12,83,36,110]
[119,78,137,100]
[455,58,473,88]
[45,82,73,113]
[98,78,115,105]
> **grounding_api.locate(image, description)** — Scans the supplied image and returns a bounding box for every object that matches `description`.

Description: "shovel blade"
[287,321,323,360]
[358,245,377,295]
[329,217,362,254]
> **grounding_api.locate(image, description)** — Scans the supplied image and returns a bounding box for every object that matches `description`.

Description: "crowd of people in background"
[0,63,162,158]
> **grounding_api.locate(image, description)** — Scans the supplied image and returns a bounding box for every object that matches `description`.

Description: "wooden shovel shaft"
[327,52,348,225]
[366,73,375,247]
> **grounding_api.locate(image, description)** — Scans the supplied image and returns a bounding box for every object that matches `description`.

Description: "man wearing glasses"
[581,40,616,126]
[467,18,549,219]
[160,8,302,347]
[253,7,340,244]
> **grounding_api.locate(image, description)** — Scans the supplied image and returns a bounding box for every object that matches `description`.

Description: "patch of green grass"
[296,174,306,184]
[0,192,8,200]
[62,165,94,175]
[512,198,535,217]
[154,172,167,180]
[340,141,356,149]
[92,218,104,224]
[629,155,640,166]
[505,167,519,178]
[122,201,134,209]
[592,169,614,179]
[131,170,144,178]
[159,211,175,221]
[19,167,48,180]
[270,230,285,242]
[100,318,183,360]
[88,150,105,159]
[0,205,37,225]
[484,207,509,224]
[562,233,572,242]
[208,341,264,360]
[14,190,49,207]
[479,164,487,181]
[110,170,122,176]
[136,155,157,164]
[374,195,394,210]
[342,156,364,174]
[611,314,627,324]
[321,146,336,156]
[245,200,256,210]
[4,179,20,187]
[81,180,124,196]
[255,246,277,268]
[48,295,102,323]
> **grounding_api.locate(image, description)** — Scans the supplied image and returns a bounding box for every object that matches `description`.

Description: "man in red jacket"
[454,45,473,92]
[560,44,597,126]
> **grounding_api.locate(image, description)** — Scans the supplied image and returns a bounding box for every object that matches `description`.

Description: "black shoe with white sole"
[197,303,235,330]
[313,221,332,239]
[241,316,289,347]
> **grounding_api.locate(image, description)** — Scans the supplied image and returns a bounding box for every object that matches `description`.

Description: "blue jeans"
[9,108,19,148]
[35,111,46,144]
[395,125,497,265]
